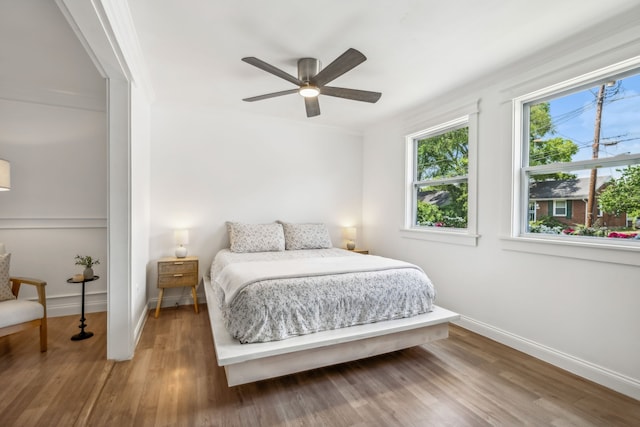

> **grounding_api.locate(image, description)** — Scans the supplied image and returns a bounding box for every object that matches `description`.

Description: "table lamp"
[344,227,357,250]
[174,229,189,258]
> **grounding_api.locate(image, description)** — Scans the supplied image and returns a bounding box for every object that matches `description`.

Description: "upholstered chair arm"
[10,277,47,309]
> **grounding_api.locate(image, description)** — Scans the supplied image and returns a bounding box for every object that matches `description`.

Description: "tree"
[528,103,579,181]
[598,165,640,220]
[416,127,468,180]
[415,128,468,227]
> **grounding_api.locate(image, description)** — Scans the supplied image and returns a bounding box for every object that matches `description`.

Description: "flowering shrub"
[419,216,466,229]
[529,223,564,234]
[608,232,638,239]
[529,220,639,240]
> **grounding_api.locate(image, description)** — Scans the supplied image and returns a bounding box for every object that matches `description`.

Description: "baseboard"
[455,316,640,401]
[133,306,148,349]
[45,291,107,317]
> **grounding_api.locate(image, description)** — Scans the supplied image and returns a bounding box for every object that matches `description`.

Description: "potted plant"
[75,255,100,279]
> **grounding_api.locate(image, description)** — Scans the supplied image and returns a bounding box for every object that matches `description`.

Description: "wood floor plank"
[1,305,639,426]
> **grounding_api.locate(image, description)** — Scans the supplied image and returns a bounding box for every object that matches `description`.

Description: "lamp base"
[346,241,355,250]
[175,246,187,258]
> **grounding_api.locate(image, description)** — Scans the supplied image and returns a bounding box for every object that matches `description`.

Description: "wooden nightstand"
[155,256,199,318]
[351,249,369,254]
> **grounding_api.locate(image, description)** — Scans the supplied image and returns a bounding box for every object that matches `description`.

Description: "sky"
[545,72,640,178]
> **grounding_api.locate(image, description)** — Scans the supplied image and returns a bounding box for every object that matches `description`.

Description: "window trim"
[404,103,479,246]
[553,200,567,217]
[510,55,640,259]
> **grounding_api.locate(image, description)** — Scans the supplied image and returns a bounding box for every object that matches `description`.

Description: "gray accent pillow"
[279,222,333,250]
[0,253,15,301]
[226,222,285,253]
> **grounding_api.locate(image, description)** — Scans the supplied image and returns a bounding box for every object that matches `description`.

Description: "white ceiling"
[3,1,640,133]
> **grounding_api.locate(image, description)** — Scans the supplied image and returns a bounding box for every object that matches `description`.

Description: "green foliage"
[569,222,608,237]
[598,165,640,218]
[75,255,100,268]
[528,215,566,234]
[533,216,565,228]
[416,127,468,180]
[417,200,443,225]
[528,103,579,181]
[415,127,469,228]
[416,183,468,228]
[529,102,554,140]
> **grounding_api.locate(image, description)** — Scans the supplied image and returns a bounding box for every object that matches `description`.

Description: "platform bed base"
[203,276,460,387]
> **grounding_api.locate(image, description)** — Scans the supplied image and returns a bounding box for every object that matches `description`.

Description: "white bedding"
[210,248,436,344]
[217,255,423,304]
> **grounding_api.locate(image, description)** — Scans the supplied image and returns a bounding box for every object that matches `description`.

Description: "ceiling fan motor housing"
[298,58,321,82]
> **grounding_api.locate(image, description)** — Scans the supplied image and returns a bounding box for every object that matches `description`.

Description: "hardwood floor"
[1,305,638,426]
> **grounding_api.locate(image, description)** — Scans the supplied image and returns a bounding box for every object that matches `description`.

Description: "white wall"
[362,15,640,398]
[0,98,108,316]
[147,104,364,306]
[130,83,152,342]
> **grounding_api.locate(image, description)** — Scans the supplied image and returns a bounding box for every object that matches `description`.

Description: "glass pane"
[416,127,468,180]
[416,182,468,228]
[527,165,640,239]
[527,73,640,167]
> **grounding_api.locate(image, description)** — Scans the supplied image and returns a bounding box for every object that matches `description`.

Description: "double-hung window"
[513,58,640,246]
[405,105,478,246]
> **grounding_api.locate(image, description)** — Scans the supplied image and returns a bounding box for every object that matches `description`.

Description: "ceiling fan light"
[299,85,320,98]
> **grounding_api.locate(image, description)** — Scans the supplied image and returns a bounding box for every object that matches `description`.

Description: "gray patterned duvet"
[210,248,436,344]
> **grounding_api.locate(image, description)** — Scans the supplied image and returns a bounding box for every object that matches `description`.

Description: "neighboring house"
[528,176,627,227]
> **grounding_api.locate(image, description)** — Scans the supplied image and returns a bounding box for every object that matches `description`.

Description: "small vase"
[83,267,94,280]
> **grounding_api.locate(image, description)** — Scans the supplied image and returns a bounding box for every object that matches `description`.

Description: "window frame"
[510,55,640,259]
[403,103,479,247]
[553,200,567,217]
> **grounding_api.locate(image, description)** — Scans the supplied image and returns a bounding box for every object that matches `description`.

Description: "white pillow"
[226,222,285,253]
[0,253,15,301]
[279,222,333,250]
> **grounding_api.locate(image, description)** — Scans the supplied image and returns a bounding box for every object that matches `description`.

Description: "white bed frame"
[203,275,460,387]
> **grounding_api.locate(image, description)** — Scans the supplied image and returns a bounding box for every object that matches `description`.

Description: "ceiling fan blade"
[321,86,382,103]
[243,89,299,102]
[304,97,320,117]
[311,48,367,87]
[242,57,302,86]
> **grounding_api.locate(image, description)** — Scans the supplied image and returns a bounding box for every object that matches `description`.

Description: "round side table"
[66,275,99,341]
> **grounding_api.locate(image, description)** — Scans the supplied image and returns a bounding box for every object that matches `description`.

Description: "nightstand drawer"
[158,260,197,275]
[158,273,198,287]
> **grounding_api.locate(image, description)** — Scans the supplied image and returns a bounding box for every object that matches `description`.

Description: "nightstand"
[155,256,199,318]
[351,249,369,254]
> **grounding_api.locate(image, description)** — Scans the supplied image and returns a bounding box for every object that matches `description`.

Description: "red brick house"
[528,176,627,227]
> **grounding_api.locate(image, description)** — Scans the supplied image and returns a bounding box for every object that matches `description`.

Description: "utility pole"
[586,84,606,227]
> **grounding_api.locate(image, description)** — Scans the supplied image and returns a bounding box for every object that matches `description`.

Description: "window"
[404,102,478,246]
[553,200,567,217]
[409,118,469,230]
[513,59,640,244]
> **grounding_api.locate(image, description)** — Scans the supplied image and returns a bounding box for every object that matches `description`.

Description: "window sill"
[501,234,640,266]
[400,228,479,247]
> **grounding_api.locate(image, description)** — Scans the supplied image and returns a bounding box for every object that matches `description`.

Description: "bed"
[204,221,460,386]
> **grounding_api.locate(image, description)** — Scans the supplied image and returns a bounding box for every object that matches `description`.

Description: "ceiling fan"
[241,48,382,118]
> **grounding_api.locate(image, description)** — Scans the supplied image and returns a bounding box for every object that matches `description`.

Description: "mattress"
[210,248,436,343]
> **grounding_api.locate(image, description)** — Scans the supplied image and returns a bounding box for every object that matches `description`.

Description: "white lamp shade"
[174,229,189,245]
[344,227,357,241]
[0,159,10,191]
[343,227,357,250]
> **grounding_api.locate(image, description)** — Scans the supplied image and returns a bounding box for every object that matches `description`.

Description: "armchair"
[0,277,47,352]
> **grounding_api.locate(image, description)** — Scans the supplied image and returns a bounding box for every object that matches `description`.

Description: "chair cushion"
[0,300,44,328]
[0,253,15,302]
